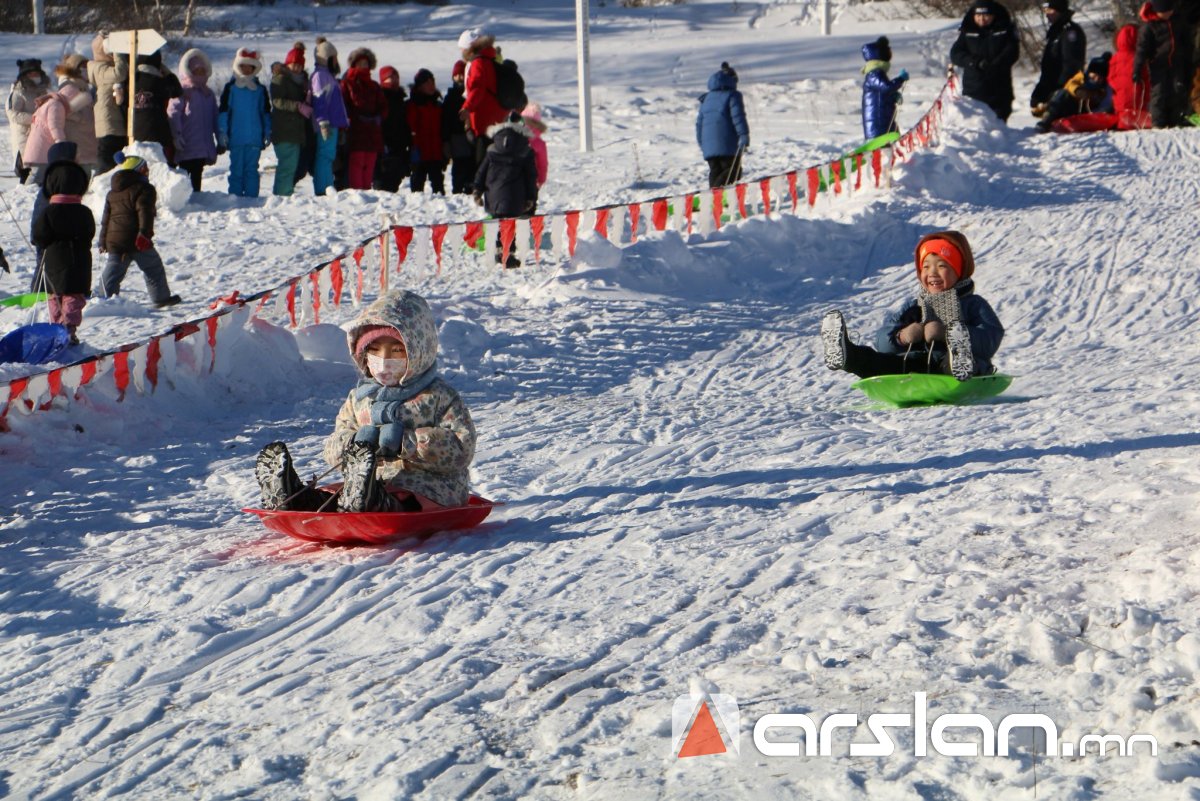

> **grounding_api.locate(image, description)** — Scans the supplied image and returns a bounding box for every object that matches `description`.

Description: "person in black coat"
[1031,0,1087,115]
[132,51,182,162]
[473,115,537,268]
[950,0,1021,122]
[441,60,476,195]
[374,65,411,192]
[1135,0,1193,127]
[30,145,94,344]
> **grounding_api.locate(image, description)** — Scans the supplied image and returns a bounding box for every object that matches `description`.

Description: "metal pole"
[576,0,594,153]
[821,0,831,36]
[32,0,44,34]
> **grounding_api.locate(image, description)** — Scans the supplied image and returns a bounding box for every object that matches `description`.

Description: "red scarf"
[49,194,82,204]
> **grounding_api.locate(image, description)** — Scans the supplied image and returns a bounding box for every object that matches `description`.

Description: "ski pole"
[722,145,745,186]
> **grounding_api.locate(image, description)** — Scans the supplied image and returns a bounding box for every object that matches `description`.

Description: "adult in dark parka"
[950,0,1021,122]
[1031,0,1087,114]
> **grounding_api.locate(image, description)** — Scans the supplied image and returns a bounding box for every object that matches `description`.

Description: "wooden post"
[126,31,139,142]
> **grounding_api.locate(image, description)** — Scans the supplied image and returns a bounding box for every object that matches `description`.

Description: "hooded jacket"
[325,292,476,508]
[861,40,906,140]
[31,158,94,296]
[310,62,349,131]
[406,86,444,162]
[270,66,310,145]
[462,47,508,137]
[1110,24,1150,124]
[168,49,220,163]
[7,66,52,158]
[22,80,98,167]
[474,119,538,217]
[949,0,1021,119]
[88,33,128,138]
[341,65,387,153]
[1031,10,1087,107]
[100,168,157,255]
[1134,2,1188,83]
[218,51,271,148]
[695,68,749,159]
[875,231,1005,376]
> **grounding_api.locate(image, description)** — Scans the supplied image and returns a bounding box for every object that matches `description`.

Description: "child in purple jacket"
[167,48,219,192]
[310,36,349,196]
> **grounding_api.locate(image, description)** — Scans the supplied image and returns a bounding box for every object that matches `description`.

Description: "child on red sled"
[255,290,476,513]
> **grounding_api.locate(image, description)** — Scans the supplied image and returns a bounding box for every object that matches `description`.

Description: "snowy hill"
[2,2,1200,799]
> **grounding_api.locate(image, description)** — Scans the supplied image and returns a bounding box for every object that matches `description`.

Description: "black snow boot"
[255,441,304,510]
[338,441,382,513]
[821,309,849,370]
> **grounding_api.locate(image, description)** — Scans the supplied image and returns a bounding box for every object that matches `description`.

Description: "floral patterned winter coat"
[323,292,476,507]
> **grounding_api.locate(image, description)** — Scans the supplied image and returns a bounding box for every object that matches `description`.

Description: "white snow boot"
[945,321,974,381]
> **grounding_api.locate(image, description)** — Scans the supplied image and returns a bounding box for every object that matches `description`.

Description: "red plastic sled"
[1050,112,1117,134]
[243,493,499,545]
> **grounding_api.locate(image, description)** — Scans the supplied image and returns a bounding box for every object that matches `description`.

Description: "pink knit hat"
[354,325,404,355]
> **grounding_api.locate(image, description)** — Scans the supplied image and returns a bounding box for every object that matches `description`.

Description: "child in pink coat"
[520,101,548,188]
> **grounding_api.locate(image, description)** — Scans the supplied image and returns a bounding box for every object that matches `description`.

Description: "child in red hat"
[821,230,1004,381]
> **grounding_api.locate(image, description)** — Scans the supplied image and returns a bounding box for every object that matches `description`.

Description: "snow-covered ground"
[3,1,1200,799]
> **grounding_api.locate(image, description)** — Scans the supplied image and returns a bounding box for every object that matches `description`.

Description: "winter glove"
[216,145,227,156]
[897,322,924,346]
[112,83,126,106]
[353,425,380,448]
[473,192,484,206]
[135,233,153,252]
[923,320,946,342]
[264,138,272,149]
[376,423,404,458]
[319,121,332,141]
[737,134,750,149]
[0,248,8,273]
[897,69,909,82]
[298,102,312,119]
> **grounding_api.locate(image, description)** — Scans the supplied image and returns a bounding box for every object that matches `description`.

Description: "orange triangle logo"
[677,700,727,758]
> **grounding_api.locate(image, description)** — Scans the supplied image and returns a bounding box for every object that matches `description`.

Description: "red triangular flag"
[594,207,610,240]
[352,245,365,299]
[652,198,669,231]
[807,167,820,207]
[393,226,414,268]
[464,221,485,249]
[285,280,298,328]
[330,257,344,306]
[432,225,448,272]
[735,183,748,219]
[529,216,545,262]
[565,211,580,255]
[206,316,220,372]
[831,160,842,195]
[145,338,161,391]
[113,351,130,400]
[711,188,723,230]
[684,193,695,235]
[499,218,516,263]
[627,203,640,243]
[786,171,799,211]
[47,368,63,399]
[872,148,883,187]
[760,179,772,216]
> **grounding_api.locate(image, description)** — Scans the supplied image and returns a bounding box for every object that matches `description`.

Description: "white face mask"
[366,354,408,386]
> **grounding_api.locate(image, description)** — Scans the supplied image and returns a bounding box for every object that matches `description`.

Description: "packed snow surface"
[1,1,1199,799]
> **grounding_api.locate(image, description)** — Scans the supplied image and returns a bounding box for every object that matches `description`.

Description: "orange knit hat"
[916,237,965,279]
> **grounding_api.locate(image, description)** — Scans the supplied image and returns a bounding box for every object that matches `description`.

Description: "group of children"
[253,226,1004,516]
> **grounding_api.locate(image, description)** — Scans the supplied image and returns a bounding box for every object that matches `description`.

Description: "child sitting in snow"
[821,230,1004,381]
[1035,53,1113,132]
[255,290,477,514]
[861,36,909,141]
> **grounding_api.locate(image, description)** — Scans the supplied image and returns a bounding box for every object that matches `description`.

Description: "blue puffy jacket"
[695,70,749,159]
[218,78,271,148]
[861,41,905,140]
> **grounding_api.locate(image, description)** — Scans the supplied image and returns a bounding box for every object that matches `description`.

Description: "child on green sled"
[254,290,477,513]
[821,230,1004,381]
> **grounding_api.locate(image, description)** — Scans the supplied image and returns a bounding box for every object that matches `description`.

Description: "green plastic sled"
[852,373,1014,408]
[0,292,47,309]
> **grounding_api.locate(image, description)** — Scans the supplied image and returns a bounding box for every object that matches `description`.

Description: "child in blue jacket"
[821,230,1004,382]
[695,62,749,188]
[218,48,272,197]
[861,36,908,141]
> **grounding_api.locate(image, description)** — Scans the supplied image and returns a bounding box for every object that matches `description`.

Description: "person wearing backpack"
[457,28,510,167]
